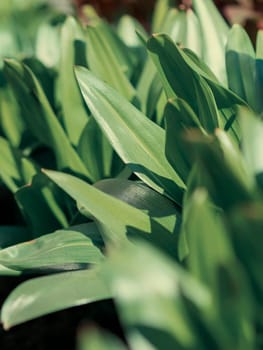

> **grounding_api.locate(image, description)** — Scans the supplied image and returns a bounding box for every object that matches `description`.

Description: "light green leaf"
[103,241,211,350]
[75,66,185,205]
[0,265,20,276]
[0,223,104,272]
[58,16,89,146]
[256,30,263,59]
[1,268,110,329]
[44,170,180,259]
[86,20,135,100]
[152,0,173,32]
[240,107,263,177]
[192,0,229,83]
[0,86,25,148]
[35,21,60,68]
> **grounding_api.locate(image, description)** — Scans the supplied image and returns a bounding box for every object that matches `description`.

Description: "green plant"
[0,0,262,349]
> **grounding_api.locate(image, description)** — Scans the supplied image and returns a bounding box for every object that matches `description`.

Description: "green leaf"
[103,241,211,350]
[240,107,263,179]
[229,202,263,318]
[44,170,180,259]
[256,30,263,59]
[58,16,89,146]
[183,9,202,57]
[35,21,60,68]
[0,86,25,148]
[136,58,163,118]
[1,268,110,329]
[0,137,36,192]
[148,34,220,133]
[86,20,135,100]
[185,129,254,210]
[185,189,233,286]
[164,98,204,183]
[148,33,243,113]
[3,59,91,180]
[226,25,257,110]
[152,0,173,32]
[93,178,181,233]
[0,265,21,276]
[192,0,229,83]
[0,223,104,272]
[15,173,69,235]
[75,66,185,205]
[77,117,123,182]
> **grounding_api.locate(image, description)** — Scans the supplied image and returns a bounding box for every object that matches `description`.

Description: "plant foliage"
[0,0,262,349]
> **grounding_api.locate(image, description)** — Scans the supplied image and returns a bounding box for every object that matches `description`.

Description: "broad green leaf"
[93,178,181,232]
[77,328,127,350]
[0,223,104,272]
[0,226,31,249]
[3,59,91,180]
[76,67,185,205]
[164,98,204,183]
[15,173,69,235]
[192,0,229,83]
[58,16,89,146]
[103,241,211,350]
[86,20,135,100]
[1,268,110,329]
[44,170,180,259]
[226,25,257,110]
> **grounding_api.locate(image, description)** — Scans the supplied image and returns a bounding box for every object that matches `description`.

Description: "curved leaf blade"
[1,268,110,329]
[75,66,185,205]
